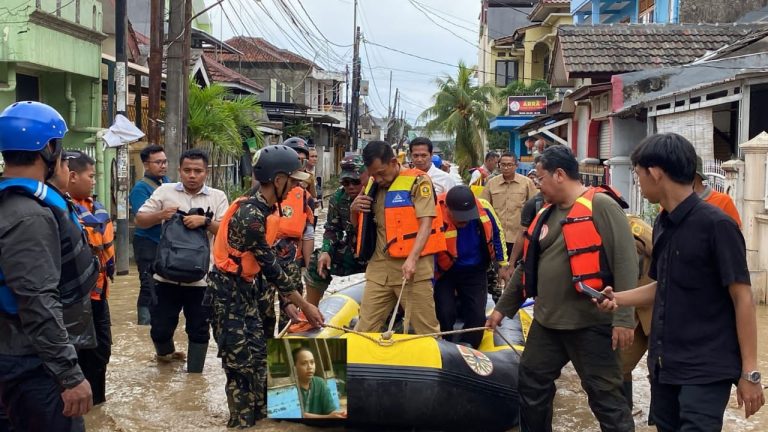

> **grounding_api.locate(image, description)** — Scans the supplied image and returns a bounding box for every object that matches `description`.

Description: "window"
[639,0,655,23]
[495,60,517,87]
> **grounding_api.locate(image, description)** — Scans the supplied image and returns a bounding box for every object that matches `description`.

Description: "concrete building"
[477,0,537,87]
[571,0,768,25]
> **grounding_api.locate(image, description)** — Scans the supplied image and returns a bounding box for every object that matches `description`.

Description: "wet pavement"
[84,204,768,431]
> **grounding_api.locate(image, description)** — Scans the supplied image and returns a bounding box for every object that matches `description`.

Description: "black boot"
[137,306,151,325]
[187,342,208,373]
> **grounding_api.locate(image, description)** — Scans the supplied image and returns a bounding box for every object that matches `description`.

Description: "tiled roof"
[221,37,318,68]
[556,24,763,75]
[201,54,265,93]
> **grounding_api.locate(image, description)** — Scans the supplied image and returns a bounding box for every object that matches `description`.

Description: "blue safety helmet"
[0,101,68,152]
[432,154,443,169]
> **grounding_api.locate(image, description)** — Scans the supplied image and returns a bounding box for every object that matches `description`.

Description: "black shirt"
[520,192,544,229]
[648,192,750,385]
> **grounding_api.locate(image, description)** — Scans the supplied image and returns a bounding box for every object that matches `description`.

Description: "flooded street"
[86,206,768,431]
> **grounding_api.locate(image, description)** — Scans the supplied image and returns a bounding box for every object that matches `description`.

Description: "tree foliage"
[419,61,496,171]
[187,81,263,189]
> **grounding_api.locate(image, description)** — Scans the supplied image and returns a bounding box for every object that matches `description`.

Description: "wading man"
[487,145,637,432]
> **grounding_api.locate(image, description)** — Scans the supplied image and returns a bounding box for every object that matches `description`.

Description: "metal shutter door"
[598,121,611,160]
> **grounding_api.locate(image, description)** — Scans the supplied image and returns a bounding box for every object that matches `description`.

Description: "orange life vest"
[522,185,626,297]
[73,198,115,301]
[213,197,279,282]
[435,194,494,277]
[274,186,314,239]
[356,168,447,259]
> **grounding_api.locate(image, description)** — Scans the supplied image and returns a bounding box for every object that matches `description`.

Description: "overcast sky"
[205,0,482,125]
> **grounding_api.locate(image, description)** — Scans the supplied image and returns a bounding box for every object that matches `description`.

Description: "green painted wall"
[0,0,103,78]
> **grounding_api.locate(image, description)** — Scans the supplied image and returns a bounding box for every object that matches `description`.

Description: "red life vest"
[356,168,447,259]
[522,185,626,297]
[213,197,279,282]
[435,194,494,278]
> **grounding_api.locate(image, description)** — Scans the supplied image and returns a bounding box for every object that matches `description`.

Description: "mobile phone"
[578,282,607,303]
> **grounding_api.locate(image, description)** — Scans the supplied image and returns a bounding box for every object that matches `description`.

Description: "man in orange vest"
[694,155,741,227]
[434,185,507,348]
[351,140,446,335]
[207,145,324,428]
[64,151,114,406]
[280,137,316,270]
[486,145,637,431]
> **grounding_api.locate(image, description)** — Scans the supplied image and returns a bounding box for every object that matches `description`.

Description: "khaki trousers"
[355,279,440,335]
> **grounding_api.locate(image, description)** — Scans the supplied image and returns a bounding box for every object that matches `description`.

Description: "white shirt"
[449,165,463,186]
[138,182,229,286]
[427,164,457,195]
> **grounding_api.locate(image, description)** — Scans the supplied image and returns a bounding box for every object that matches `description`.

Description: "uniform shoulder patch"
[419,184,432,198]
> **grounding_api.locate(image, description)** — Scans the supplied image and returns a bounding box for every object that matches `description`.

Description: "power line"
[272,0,349,68]
[294,0,354,48]
[407,0,480,47]
[361,36,390,115]
[363,38,495,77]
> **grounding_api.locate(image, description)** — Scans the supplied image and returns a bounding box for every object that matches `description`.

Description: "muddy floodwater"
[85,206,768,431]
[83,268,768,431]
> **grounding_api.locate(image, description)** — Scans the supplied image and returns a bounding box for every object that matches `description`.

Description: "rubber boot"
[622,380,633,411]
[187,342,208,373]
[137,306,151,326]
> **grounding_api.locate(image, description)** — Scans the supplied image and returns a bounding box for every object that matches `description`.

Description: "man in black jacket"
[0,101,97,431]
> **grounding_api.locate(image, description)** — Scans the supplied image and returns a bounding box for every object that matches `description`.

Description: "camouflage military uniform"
[304,187,367,294]
[206,193,301,429]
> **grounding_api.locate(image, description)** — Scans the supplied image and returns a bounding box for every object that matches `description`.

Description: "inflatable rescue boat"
[287,281,531,431]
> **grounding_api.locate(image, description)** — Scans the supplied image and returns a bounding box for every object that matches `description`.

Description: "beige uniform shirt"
[365,174,437,285]
[138,182,229,286]
[480,173,537,242]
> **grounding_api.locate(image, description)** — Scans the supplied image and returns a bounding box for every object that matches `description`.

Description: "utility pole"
[164,0,187,179]
[387,70,392,120]
[350,0,361,151]
[344,63,349,146]
[148,0,164,145]
[114,0,130,275]
[181,0,192,151]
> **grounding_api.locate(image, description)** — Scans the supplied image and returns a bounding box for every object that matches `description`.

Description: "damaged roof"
[555,24,764,77]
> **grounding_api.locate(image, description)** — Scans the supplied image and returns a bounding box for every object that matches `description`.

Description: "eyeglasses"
[147,159,168,166]
[536,172,552,184]
[341,179,361,186]
[499,163,517,169]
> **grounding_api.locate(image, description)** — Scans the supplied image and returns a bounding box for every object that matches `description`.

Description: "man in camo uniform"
[207,145,324,428]
[304,155,369,306]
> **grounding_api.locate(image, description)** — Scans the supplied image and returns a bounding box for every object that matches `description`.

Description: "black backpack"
[153,207,211,283]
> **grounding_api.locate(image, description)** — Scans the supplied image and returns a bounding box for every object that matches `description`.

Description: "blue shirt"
[454,220,483,268]
[129,175,168,243]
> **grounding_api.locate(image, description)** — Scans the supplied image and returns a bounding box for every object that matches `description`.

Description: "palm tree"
[187,81,263,190]
[419,61,496,171]
[283,120,314,139]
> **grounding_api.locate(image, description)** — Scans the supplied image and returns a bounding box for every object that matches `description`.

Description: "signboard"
[360,80,369,96]
[507,96,547,117]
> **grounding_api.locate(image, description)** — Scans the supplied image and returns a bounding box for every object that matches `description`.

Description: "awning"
[519,112,572,146]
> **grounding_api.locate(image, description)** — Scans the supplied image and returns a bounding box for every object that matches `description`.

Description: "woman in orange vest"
[434,185,507,348]
[208,145,324,429]
[65,151,115,406]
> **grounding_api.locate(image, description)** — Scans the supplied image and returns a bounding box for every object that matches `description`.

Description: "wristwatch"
[742,371,761,384]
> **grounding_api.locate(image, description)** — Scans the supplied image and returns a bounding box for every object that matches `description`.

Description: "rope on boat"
[314,322,524,357]
[382,278,409,341]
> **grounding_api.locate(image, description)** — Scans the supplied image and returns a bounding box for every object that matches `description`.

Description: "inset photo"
[267,338,347,420]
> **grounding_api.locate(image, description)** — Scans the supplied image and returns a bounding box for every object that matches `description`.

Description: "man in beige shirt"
[351,141,443,335]
[136,149,229,373]
[481,152,537,275]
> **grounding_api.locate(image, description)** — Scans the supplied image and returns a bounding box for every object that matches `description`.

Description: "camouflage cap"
[340,154,365,180]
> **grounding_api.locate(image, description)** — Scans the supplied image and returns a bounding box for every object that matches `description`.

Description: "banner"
[507,96,547,116]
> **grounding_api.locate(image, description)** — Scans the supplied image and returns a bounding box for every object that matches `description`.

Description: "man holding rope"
[351,140,446,335]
